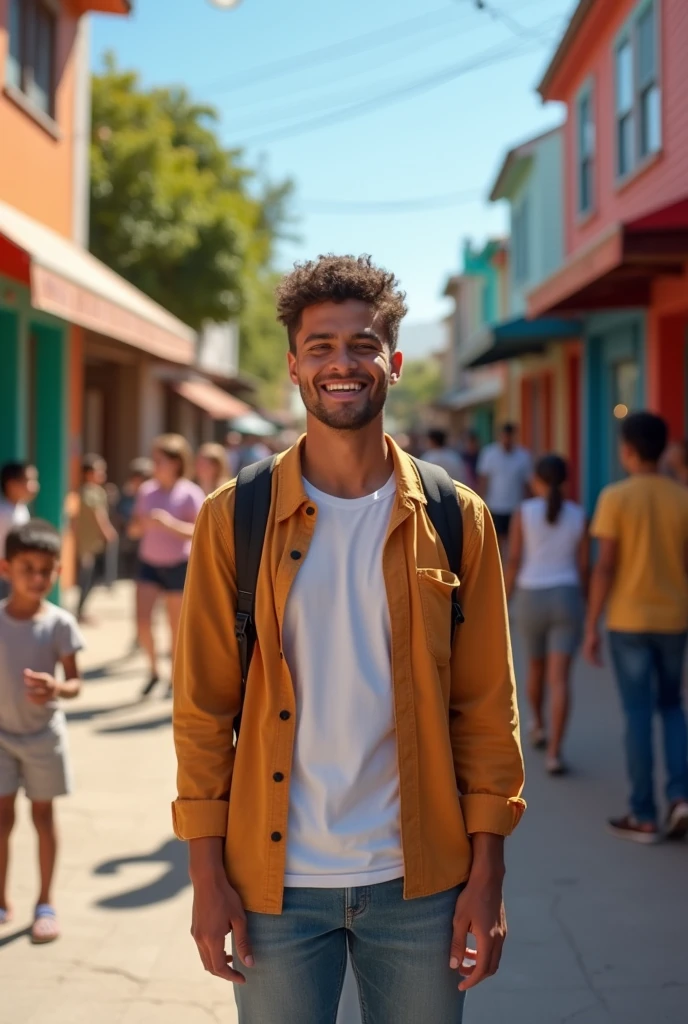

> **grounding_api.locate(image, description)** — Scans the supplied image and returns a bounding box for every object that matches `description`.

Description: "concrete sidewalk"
[2,583,686,1023]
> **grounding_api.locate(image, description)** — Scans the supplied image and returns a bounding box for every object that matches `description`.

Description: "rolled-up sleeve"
[172,493,241,840]
[450,495,526,835]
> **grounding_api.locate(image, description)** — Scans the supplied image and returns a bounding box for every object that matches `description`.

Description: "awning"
[528,204,688,318]
[437,376,503,412]
[174,379,252,420]
[0,200,195,365]
[75,1,131,13]
[466,316,581,368]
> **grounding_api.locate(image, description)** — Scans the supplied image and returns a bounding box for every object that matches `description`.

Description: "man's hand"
[450,837,507,992]
[583,626,603,667]
[24,670,60,705]
[190,867,254,984]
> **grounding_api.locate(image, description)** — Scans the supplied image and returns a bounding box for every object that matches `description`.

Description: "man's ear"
[0,559,10,581]
[390,349,403,385]
[287,351,299,386]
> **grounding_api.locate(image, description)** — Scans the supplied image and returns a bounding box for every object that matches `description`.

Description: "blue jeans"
[233,878,466,1023]
[609,631,688,823]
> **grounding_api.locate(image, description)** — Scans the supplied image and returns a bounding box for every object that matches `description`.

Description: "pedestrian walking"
[585,412,688,843]
[195,443,230,497]
[0,463,39,601]
[129,435,204,699]
[505,455,588,775]
[172,254,525,1023]
[115,457,154,580]
[0,520,83,943]
[477,424,533,555]
[72,455,117,625]
[460,430,481,491]
[421,429,468,483]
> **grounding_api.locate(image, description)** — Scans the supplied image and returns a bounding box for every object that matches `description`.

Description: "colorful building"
[0,0,250,556]
[528,0,688,508]
[480,127,584,494]
[438,239,511,445]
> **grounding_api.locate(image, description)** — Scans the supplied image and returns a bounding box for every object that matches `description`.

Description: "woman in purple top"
[129,435,204,698]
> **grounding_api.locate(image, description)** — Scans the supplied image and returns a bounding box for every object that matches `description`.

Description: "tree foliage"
[89,55,295,400]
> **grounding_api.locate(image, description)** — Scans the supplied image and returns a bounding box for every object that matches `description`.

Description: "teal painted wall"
[583,311,646,513]
[0,309,21,466]
[30,323,67,529]
[463,240,502,327]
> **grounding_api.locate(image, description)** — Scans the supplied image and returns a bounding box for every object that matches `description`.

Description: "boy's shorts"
[0,714,72,801]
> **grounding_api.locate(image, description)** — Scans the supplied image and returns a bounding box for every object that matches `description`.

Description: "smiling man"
[172,254,525,1023]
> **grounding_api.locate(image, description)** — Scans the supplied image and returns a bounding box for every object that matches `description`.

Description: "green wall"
[0,308,21,466]
[31,323,67,528]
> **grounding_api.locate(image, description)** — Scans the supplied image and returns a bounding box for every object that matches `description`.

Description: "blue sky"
[90,0,573,325]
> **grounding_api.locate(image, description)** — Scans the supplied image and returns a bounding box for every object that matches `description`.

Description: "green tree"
[89,55,294,400]
[385,357,443,430]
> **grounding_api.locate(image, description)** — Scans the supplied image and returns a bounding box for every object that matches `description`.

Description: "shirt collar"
[274,434,426,523]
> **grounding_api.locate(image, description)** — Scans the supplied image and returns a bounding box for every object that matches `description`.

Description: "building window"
[577,84,595,214]
[615,1,661,179]
[5,0,57,118]
[512,200,529,286]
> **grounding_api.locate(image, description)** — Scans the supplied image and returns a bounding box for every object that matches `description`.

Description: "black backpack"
[233,456,464,707]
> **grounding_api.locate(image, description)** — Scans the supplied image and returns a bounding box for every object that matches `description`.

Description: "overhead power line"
[235,35,546,147]
[205,4,461,94]
[302,189,484,215]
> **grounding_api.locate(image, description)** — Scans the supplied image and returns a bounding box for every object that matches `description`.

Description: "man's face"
[288,300,403,432]
[501,430,515,452]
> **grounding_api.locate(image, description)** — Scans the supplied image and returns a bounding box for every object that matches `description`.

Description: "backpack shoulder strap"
[233,455,276,689]
[412,457,465,630]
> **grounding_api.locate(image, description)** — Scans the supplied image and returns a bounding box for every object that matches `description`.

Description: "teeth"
[324,383,363,392]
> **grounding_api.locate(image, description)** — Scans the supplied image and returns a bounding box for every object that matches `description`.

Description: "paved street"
[2,583,686,1024]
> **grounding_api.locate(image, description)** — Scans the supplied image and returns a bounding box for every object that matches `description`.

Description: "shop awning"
[528,203,688,318]
[0,200,195,365]
[466,315,582,368]
[75,1,131,13]
[174,379,252,420]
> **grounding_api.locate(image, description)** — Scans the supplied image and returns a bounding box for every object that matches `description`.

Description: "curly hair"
[276,254,408,351]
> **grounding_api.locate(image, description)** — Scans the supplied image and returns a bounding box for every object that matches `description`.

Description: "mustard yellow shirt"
[172,438,525,914]
[591,474,688,633]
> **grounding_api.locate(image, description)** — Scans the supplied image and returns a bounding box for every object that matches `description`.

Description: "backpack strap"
[412,458,465,635]
[233,456,276,703]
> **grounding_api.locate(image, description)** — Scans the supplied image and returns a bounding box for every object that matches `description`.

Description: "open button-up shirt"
[172,438,525,914]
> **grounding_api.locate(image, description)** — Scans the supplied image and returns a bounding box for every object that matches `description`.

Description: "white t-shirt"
[517,497,586,590]
[0,500,30,560]
[421,448,467,483]
[282,474,404,888]
[477,444,533,514]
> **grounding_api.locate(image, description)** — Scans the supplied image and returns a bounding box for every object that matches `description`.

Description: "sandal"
[0,906,13,926]
[546,757,568,776]
[31,904,60,944]
[529,727,547,750]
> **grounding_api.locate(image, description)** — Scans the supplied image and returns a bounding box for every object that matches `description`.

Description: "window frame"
[613,0,662,185]
[5,0,58,123]
[512,197,530,287]
[576,77,596,218]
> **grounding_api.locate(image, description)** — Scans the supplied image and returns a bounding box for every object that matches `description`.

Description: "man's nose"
[326,344,358,374]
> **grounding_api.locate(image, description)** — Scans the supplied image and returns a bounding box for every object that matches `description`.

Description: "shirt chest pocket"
[417,568,461,666]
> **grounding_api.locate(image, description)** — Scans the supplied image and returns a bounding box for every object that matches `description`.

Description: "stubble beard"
[299,377,388,431]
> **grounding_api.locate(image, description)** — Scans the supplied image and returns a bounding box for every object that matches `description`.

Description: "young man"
[0,520,83,942]
[421,429,468,483]
[0,463,39,600]
[585,412,688,844]
[72,455,117,624]
[477,424,533,548]
[172,255,525,1023]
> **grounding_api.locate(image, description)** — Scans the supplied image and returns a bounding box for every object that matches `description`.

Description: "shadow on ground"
[65,700,143,723]
[97,713,172,735]
[94,837,189,909]
[0,926,31,949]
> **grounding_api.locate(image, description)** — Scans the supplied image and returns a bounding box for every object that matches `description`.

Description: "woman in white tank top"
[504,455,589,775]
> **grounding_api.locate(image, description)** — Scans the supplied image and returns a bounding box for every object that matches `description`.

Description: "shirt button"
[279,709,291,721]
[306,506,315,516]
[273,771,284,782]
[290,550,302,560]
[271,831,282,842]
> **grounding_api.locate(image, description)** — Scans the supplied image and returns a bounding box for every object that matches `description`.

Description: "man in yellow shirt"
[585,412,688,844]
[172,255,525,1023]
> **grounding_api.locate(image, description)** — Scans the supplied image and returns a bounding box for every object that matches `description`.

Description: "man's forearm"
[189,836,226,882]
[470,833,506,880]
[585,566,614,631]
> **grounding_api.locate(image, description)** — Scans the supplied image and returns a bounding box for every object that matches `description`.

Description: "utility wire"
[467,0,555,41]
[205,4,461,95]
[235,35,545,147]
[302,188,484,214]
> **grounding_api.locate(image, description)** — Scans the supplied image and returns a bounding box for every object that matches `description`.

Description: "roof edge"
[537,0,597,100]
